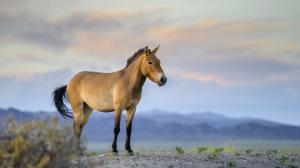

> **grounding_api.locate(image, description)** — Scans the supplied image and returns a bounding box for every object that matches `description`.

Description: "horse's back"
[68,71,116,86]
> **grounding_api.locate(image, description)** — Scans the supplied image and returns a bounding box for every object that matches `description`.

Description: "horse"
[52,45,167,154]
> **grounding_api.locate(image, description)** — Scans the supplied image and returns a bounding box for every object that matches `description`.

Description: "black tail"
[52,85,73,119]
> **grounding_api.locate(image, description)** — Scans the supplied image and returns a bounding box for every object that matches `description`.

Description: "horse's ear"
[144,46,150,54]
[152,44,160,54]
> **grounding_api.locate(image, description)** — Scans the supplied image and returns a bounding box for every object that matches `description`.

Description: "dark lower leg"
[112,117,120,153]
[125,121,133,153]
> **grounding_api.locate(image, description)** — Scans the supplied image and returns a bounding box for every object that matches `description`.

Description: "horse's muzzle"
[158,75,167,86]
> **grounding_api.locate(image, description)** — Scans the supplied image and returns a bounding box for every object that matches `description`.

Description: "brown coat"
[52,45,167,154]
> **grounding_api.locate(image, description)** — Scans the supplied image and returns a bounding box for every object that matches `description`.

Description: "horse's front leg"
[125,106,136,154]
[112,108,122,154]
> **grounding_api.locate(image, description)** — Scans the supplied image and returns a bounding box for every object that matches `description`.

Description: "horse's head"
[141,45,167,86]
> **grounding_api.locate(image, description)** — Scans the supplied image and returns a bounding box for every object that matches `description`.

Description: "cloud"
[149,19,297,54]
[144,19,300,86]
[0,9,167,50]
[174,71,230,86]
[169,55,300,87]
[64,9,169,56]
[0,12,70,49]
[0,69,73,111]
[64,16,300,86]
[1,4,300,87]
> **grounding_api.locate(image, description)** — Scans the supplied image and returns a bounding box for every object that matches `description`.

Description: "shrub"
[244,148,253,154]
[207,153,218,161]
[255,152,262,157]
[266,149,278,155]
[278,155,289,165]
[197,146,208,153]
[207,147,224,161]
[167,164,174,168]
[135,151,141,157]
[234,152,240,158]
[288,164,298,168]
[86,151,99,157]
[214,147,224,154]
[225,160,237,167]
[175,147,184,155]
[0,117,84,168]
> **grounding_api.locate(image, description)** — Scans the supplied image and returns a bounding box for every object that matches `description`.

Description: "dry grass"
[0,117,84,168]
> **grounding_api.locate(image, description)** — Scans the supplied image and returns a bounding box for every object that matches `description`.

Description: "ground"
[75,149,300,168]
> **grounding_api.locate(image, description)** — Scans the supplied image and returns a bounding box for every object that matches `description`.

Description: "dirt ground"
[75,150,300,168]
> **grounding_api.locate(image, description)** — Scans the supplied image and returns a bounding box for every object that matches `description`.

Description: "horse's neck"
[125,59,146,91]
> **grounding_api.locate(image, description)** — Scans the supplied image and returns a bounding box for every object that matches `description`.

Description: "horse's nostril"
[160,76,167,84]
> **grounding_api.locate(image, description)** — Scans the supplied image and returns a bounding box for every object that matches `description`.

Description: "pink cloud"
[182,73,230,85]
[173,70,231,86]
[147,19,296,54]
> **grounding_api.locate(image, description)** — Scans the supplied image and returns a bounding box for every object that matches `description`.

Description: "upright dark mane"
[125,47,149,68]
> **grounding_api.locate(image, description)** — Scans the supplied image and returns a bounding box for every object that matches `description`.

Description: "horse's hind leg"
[70,102,84,138]
[71,102,92,138]
[82,103,93,129]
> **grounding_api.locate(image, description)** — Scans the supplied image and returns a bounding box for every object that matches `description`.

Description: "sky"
[0,0,300,125]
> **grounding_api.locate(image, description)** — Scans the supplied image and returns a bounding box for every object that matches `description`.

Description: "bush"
[175,147,184,155]
[207,147,224,161]
[244,148,253,154]
[225,160,237,167]
[278,155,289,165]
[214,147,224,154]
[0,117,84,168]
[197,146,208,153]
[234,152,240,158]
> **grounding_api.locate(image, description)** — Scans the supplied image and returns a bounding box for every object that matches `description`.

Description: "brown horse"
[52,45,167,154]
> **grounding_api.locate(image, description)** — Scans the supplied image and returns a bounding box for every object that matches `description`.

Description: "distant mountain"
[1,108,300,141]
[139,110,280,128]
[0,108,47,121]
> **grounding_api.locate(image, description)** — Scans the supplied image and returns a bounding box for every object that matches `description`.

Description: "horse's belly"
[94,99,114,112]
[96,107,114,112]
[84,94,114,112]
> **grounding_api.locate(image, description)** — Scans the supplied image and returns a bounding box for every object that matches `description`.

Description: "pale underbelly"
[82,92,140,112]
[83,95,114,112]
[95,107,115,112]
[92,100,114,112]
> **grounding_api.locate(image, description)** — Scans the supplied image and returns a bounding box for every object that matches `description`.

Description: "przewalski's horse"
[52,45,167,154]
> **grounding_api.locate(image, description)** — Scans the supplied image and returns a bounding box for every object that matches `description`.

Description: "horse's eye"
[148,61,153,64]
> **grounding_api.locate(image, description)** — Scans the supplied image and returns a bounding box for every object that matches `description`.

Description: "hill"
[1,108,300,141]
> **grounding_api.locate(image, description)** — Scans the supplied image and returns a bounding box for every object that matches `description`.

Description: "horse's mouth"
[158,83,165,86]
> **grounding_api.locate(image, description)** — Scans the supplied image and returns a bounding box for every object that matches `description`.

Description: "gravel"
[76,150,300,168]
